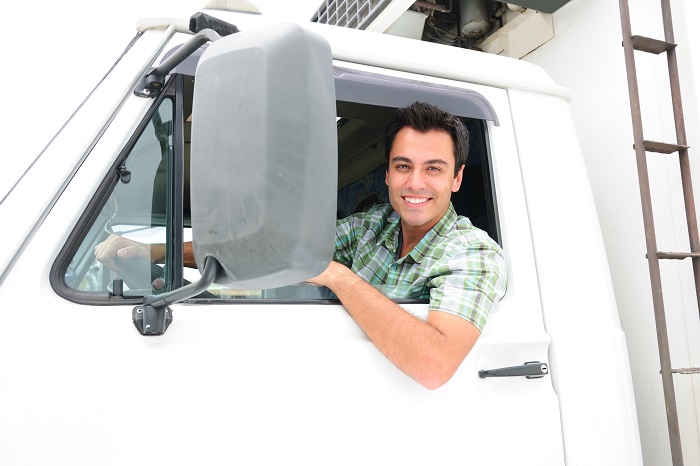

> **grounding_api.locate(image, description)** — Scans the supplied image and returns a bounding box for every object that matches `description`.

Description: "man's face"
[386,127,464,236]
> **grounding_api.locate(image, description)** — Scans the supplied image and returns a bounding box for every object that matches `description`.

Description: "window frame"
[50,78,182,305]
[51,66,502,306]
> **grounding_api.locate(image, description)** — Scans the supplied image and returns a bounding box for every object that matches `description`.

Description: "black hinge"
[118,163,131,183]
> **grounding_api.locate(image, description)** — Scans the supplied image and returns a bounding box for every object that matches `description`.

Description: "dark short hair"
[384,101,469,176]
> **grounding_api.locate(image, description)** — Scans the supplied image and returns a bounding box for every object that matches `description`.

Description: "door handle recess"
[478,361,549,379]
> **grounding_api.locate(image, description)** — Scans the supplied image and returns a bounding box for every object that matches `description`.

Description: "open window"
[332,67,499,240]
[52,61,499,304]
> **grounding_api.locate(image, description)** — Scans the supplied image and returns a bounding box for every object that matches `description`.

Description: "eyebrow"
[390,156,449,166]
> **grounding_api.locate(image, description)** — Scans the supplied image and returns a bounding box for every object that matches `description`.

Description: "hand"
[94,234,152,272]
[306,261,346,288]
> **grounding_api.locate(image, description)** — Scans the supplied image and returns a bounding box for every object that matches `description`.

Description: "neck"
[397,206,451,257]
[398,223,430,258]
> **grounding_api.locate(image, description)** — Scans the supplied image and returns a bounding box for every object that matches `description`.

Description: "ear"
[452,165,465,192]
[385,168,389,186]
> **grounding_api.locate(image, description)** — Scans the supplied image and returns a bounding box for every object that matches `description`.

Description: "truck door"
[2,25,564,466]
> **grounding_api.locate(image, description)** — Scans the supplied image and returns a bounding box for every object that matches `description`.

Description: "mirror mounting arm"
[132,257,221,335]
[134,27,228,98]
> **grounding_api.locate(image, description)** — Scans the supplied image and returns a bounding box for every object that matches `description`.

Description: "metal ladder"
[618,1,700,465]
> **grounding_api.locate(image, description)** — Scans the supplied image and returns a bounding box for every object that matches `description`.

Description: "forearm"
[150,243,166,264]
[317,262,477,389]
[150,242,197,268]
[183,242,196,268]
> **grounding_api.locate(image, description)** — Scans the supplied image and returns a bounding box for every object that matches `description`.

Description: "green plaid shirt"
[334,203,507,331]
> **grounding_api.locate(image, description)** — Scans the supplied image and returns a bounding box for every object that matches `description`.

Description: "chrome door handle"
[478,361,549,379]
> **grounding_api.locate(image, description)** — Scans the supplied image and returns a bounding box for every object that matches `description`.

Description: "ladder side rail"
[618,1,684,464]
[660,0,700,317]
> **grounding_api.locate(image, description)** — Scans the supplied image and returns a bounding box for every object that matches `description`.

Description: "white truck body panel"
[0,8,643,465]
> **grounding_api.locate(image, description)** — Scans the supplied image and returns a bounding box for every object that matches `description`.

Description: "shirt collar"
[379,209,401,258]
[382,203,458,264]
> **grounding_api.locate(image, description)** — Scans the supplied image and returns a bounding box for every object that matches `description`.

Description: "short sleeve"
[427,240,507,331]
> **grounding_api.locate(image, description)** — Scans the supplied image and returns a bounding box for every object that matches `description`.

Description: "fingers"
[94,234,122,271]
[118,245,150,260]
[94,234,149,271]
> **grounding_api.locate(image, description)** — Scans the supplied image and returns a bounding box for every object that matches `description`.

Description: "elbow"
[416,362,458,390]
[411,345,471,389]
[420,378,449,391]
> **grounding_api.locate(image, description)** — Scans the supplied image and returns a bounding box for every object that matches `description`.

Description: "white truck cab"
[0,7,642,465]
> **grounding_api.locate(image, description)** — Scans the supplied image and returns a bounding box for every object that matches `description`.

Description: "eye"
[395,164,410,171]
[427,166,442,172]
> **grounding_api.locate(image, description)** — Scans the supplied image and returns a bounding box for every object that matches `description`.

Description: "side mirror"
[190,22,337,289]
[133,23,337,335]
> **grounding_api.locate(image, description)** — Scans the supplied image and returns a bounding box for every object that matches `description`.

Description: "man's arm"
[307,261,480,390]
[94,235,197,270]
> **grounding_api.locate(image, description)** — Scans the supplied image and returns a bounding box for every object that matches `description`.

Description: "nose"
[405,168,427,190]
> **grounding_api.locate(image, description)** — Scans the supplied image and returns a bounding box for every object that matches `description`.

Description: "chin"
[401,213,431,228]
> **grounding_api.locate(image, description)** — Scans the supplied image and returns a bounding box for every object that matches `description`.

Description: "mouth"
[402,196,431,206]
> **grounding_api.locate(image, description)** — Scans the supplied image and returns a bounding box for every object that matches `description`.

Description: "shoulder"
[336,203,398,234]
[439,214,502,254]
[428,215,507,285]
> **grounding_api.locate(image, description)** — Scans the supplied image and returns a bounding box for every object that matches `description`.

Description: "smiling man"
[307,101,507,389]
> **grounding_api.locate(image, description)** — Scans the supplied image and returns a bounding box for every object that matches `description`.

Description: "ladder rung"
[634,140,689,154]
[656,251,700,260]
[670,367,700,375]
[630,35,677,54]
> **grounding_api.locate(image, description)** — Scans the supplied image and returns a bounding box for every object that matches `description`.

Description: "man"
[95,101,507,389]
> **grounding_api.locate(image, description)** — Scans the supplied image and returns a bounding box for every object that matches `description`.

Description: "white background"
[1,0,322,197]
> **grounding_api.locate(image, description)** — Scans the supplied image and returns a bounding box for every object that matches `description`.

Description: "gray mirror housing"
[190,22,337,289]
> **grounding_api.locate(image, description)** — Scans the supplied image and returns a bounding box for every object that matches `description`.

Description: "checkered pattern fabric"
[334,203,507,330]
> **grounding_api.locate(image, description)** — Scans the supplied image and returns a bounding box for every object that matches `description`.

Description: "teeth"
[405,197,428,204]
